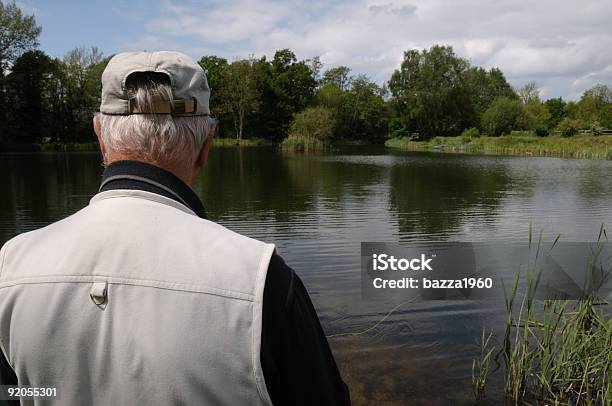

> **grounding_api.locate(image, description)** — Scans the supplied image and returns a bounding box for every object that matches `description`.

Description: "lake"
[1,147,611,404]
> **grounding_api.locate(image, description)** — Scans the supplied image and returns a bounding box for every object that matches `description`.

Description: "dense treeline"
[0,1,611,150]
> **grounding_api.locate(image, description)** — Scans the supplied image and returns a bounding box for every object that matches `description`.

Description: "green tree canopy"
[217,58,262,139]
[518,82,541,104]
[288,106,334,140]
[577,84,612,128]
[481,96,525,136]
[465,67,517,119]
[522,100,551,131]
[0,0,41,70]
[4,50,63,143]
[252,49,316,141]
[198,55,229,131]
[544,97,567,129]
[322,66,352,90]
[62,47,108,142]
[388,45,476,139]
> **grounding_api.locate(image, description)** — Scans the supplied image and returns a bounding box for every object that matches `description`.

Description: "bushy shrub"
[461,127,480,143]
[482,97,524,136]
[534,125,549,137]
[431,136,445,145]
[556,118,579,137]
[287,106,335,140]
[589,120,604,136]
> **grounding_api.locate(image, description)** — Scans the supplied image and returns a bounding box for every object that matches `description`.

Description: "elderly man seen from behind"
[0,51,350,406]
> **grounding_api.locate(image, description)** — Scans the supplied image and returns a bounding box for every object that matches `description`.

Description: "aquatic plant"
[473,225,611,404]
[471,329,495,400]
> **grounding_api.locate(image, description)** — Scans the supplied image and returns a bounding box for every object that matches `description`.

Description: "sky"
[17,0,612,100]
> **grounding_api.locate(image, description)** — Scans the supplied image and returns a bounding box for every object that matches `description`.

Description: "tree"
[544,97,566,129]
[322,66,352,90]
[481,96,524,136]
[198,55,227,90]
[388,45,475,138]
[522,101,551,131]
[315,74,388,141]
[316,83,345,112]
[465,67,517,121]
[340,75,387,141]
[0,0,41,144]
[556,117,579,137]
[518,82,540,104]
[217,58,262,139]
[62,47,107,142]
[577,84,612,128]
[288,106,334,140]
[0,0,41,71]
[252,49,316,141]
[4,50,63,144]
[198,55,229,136]
[305,56,323,83]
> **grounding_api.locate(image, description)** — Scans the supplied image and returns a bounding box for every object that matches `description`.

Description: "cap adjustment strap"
[128,98,197,114]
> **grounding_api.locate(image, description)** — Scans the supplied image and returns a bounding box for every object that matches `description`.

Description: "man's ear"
[93,115,106,164]
[190,129,215,185]
[195,132,214,170]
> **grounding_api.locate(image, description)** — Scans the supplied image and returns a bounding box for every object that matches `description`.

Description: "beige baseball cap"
[100,51,210,116]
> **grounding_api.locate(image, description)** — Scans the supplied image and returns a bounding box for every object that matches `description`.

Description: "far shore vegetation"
[1,0,611,159]
[386,132,612,160]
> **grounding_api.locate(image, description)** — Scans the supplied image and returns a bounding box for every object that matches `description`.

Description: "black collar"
[99,160,207,219]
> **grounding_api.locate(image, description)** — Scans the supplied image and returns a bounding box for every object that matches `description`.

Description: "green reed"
[471,328,495,401]
[473,225,611,404]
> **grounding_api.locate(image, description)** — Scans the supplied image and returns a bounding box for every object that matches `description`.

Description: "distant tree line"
[1,0,611,150]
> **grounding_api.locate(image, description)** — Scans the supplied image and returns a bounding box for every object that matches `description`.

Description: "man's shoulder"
[1,206,89,257]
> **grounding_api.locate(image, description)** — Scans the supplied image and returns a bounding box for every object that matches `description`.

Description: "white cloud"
[124,0,612,100]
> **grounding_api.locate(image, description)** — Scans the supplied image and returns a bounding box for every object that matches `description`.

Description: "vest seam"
[0,240,8,279]
[0,276,255,301]
[0,334,11,371]
[0,241,12,367]
[90,190,196,216]
[252,243,275,405]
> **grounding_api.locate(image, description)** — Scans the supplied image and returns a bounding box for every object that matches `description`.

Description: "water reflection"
[388,153,515,238]
[0,149,610,404]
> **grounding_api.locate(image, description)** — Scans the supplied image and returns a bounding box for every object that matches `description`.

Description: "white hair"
[98,77,214,165]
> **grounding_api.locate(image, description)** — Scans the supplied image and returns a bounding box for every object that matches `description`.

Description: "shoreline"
[3,135,612,160]
[385,133,612,160]
[0,138,376,153]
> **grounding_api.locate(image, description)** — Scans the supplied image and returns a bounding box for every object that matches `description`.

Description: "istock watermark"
[361,242,612,301]
[372,253,434,271]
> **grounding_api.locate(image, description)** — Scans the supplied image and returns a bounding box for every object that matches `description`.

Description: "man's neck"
[105,154,193,186]
[99,159,207,219]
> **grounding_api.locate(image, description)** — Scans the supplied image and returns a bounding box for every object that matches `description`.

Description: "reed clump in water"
[280,106,334,152]
[473,226,611,404]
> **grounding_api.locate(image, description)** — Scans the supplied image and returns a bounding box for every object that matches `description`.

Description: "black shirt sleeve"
[0,350,16,385]
[260,252,350,406]
[0,350,19,406]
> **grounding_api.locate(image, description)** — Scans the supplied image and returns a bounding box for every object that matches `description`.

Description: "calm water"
[1,147,611,404]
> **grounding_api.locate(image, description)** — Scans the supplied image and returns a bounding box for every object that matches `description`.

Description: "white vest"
[0,189,275,405]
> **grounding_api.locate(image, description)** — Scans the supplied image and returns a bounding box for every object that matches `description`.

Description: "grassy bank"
[280,136,378,152]
[386,133,612,160]
[0,141,101,152]
[280,136,330,152]
[40,142,100,152]
[213,137,274,147]
[0,138,274,152]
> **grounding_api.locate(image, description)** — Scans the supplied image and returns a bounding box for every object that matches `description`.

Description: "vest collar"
[90,189,198,217]
[95,160,207,219]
